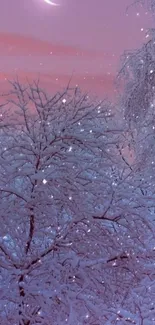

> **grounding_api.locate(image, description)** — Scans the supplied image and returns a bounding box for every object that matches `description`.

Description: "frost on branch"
[117,35,155,125]
[130,0,155,12]
[114,2,155,320]
[0,80,154,324]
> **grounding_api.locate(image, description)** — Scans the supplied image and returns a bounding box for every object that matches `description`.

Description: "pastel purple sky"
[0,0,153,97]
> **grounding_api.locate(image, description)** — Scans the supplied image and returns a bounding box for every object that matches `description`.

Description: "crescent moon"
[44,0,59,5]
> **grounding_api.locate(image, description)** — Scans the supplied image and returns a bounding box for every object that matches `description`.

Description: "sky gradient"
[0,0,153,98]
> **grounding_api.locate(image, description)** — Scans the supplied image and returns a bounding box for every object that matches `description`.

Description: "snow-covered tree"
[0,80,154,324]
[130,0,155,12]
[117,0,155,168]
[110,1,155,322]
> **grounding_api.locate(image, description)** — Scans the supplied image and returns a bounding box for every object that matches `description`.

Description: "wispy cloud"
[0,32,115,98]
[0,32,105,58]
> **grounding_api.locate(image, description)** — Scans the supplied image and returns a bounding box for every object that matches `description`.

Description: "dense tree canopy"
[0,80,153,324]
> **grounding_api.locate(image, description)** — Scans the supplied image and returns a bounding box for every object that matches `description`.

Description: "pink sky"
[0,0,153,98]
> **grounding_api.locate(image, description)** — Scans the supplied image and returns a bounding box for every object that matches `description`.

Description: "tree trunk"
[18,274,30,325]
